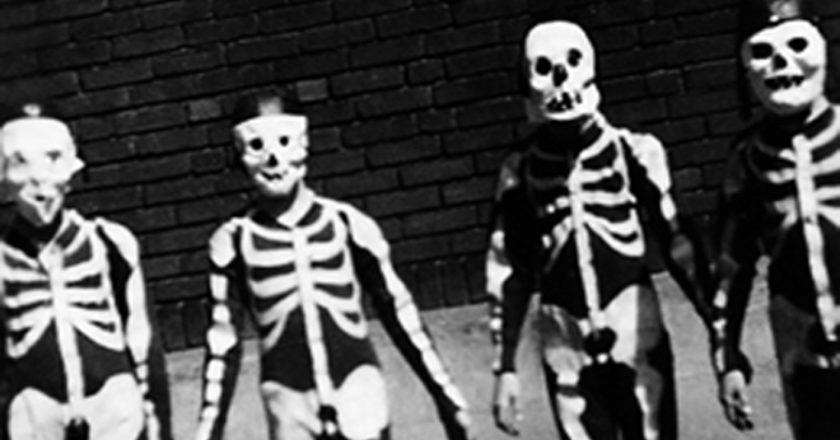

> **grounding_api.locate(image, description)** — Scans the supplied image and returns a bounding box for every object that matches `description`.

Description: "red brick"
[196,64,275,94]
[131,76,199,106]
[591,25,640,52]
[456,97,525,128]
[601,46,669,78]
[668,138,731,168]
[675,9,738,38]
[349,36,424,68]
[307,150,366,178]
[499,15,531,43]
[376,5,451,38]
[135,127,209,155]
[708,111,746,136]
[185,15,259,45]
[675,191,719,215]
[153,46,224,76]
[182,299,210,348]
[418,110,456,133]
[331,66,404,97]
[444,45,519,78]
[673,168,703,192]
[308,101,357,127]
[450,0,526,24]
[115,105,187,134]
[684,59,738,91]
[70,11,142,41]
[433,73,516,106]
[443,125,515,154]
[451,227,490,254]
[142,223,214,255]
[656,0,734,17]
[439,258,470,305]
[0,22,69,54]
[572,0,654,26]
[442,176,496,204]
[188,98,222,122]
[211,0,281,16]
[309,127,342,153]
[0,3,37,30]
[464,254,487,302]
[367,135,443,167]
[602,98,668,124]
[296,79,329,103]
[70,185,144,214]
[667,90,739,119]
[342,114,417,146]
[82,137,136,165]
[400,157,475,186]
[81,59,154,89]
[145,175,219,204]
[72,117,115,141]
[0,52,38,80]
[141,0,212,29]
[646,69,683,96]
[190,148,227,173]
[274,50,347,81]
[601,75,648,104]
[38,40,110,71]
[144,254,182,280]
[56,88,132,118]
[36,0,106,21]
[111,206,178,233]
[427,22,501,55]
[334,0,411,20]
[87,154,191,186]
[403,206,477,237]
[366,187,441,217]
[357,88,432,118]
[301,20,376,52]
[113,27,185,58]
[227,34,299,64]
[663,34,736,66]
[156,302,187,350]
[178,194,247,224]
[259,2,333,33]
[640,20,677,44]
[408,59,444,85]
[324,170,399,198]
[646,117,706,144]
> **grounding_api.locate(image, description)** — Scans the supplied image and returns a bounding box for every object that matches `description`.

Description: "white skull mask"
[525,21,600,122]
[0,115,84,227]
[742,19,826,115]
[233,114,308,198]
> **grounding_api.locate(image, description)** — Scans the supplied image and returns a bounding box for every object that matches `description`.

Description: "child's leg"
[261,382,320,440]
[84,374,144,440]
[334,365,389,440]
[769,294,840,440]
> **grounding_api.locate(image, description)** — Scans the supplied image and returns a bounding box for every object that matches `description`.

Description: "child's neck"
[256,184,314,226]
[16,210,64,246]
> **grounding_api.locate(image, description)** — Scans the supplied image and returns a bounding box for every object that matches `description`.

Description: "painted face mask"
[742,19,826,116]
[525,21,601,122]
[0,110,84,227]
[233,113,308,198]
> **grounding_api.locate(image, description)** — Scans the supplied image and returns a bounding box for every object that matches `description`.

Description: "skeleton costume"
[194,92,470,440]
[712,0,840,437]
[0,103,171,440]
[488,21,710,440]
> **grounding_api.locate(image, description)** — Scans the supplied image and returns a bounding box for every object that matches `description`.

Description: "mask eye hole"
[249,139,264,151]
[750,42,774,60]
[788,37,808,53]
[46,151,61,162]
[534,57,552,75]
[279,136,289,147]
[568,49,582,67]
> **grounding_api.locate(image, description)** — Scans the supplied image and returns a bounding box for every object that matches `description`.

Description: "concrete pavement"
[167,269,792,440]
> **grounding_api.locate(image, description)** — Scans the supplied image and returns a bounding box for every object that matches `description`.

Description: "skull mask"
[0,105,84,227]
[525,21,601,122]
[232,99,308,198]
[742,19,826,116]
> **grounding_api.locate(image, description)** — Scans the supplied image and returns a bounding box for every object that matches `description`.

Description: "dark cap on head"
[230,88,302,127]
[738,0,815,45]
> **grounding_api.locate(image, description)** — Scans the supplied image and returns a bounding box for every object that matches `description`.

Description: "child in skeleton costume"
[712,0,840,438]
[0,102,172,440]
[193,91,472,440]
[488,21,712,440]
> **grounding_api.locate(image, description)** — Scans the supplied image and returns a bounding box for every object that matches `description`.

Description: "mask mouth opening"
[259,170,288,181]
[764,74,805,90]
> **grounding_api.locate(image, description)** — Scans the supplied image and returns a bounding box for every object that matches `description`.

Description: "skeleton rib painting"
[0,102,172,440]
[488,21,711,440]
[711,0,840,438]
[193,90,472,440]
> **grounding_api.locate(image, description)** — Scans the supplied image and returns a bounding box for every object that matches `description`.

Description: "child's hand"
[492,372,522,436]
[719,370,753,431]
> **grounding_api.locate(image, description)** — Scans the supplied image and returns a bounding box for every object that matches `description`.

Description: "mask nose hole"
[552,65,568,87]
[267,153,278,167]
[772,53,788,70]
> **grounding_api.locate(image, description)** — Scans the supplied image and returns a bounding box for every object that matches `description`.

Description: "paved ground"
[167,268,793,440]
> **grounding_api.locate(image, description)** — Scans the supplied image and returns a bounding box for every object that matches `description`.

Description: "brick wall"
[0,0,839,350]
